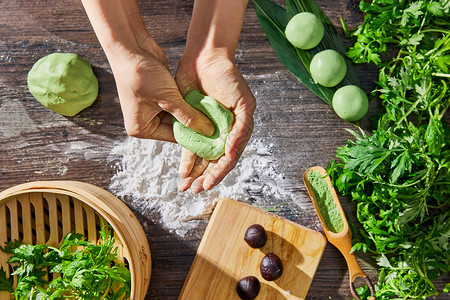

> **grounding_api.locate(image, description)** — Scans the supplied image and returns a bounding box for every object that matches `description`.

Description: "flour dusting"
[108,137,295,236]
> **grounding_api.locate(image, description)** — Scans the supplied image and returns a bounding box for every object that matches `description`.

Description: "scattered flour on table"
[108,137,295,236]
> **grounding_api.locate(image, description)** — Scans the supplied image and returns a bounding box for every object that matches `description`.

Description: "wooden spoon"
[303,166,375,300]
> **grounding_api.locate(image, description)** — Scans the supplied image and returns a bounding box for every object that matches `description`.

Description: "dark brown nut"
[236,276,261,300]
[260,253,283,281]
[244,224,267,248]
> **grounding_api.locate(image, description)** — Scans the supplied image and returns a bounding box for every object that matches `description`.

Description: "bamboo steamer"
[0,181,151,300]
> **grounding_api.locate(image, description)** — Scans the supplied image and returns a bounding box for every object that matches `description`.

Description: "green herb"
[307,170,344,233]
[0,225,131,299]
[253,0,360,105]
[329,0,450,298]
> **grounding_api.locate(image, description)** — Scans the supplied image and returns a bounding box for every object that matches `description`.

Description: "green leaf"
[435,55,450,73]
[253,0,360,106]
[0,240,22,254]
[391,150,410,183]
[427,1,444,16]
[0,226,131,299]
[425,112,445,156]
[0,267,14,293]
[377,253,393,268]
[444,282,450,293]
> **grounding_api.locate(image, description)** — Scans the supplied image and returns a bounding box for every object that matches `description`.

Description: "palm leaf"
[254,0,360,106]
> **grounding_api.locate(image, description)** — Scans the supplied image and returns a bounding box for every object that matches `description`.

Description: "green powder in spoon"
[307,170,344,233]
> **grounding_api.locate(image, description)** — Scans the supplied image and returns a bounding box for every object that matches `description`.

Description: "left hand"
[175,49,256,193]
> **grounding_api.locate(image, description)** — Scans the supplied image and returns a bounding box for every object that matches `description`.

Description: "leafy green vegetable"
[0,225,131,299]
[329,0,450,298]
[0,268,13,294]
[253,0,360,105]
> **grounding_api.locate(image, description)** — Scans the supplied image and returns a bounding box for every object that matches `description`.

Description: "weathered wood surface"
[0,0,446,299]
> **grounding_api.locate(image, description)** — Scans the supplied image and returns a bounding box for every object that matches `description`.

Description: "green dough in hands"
[173,90,234,160]
[27,53,99,116]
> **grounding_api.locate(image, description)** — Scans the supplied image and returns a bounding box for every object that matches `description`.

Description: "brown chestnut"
[244,224,267,248]
[260,253,283,281]
[236,276,261,300]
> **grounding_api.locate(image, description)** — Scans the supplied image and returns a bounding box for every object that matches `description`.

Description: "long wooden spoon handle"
[341,246,375,299]
[342,250,365,281]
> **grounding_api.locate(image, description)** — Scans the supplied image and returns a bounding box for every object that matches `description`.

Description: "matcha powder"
[307,170,344,233]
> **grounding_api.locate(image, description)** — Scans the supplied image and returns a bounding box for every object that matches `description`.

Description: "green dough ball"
[173,90,234,160]
[27,53,99,116]
[285,12,324,50]
[310,49,347,87]
[332,85,369,121]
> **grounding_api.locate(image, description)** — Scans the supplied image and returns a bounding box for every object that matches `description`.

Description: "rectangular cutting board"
[179,198,327,300]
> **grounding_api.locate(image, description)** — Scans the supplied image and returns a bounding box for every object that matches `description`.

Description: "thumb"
[159,90,215,137]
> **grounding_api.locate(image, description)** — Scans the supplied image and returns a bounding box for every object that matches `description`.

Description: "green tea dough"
[310,49,347,87]
[173,90,234,160]
[285,12,324,50]
[27,53,99,116]
[332,85,369,121]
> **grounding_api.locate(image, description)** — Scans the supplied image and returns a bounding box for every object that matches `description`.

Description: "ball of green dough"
[285,12,324,50]
[332,85,369,121]
[310,49,347,87]
[173,90,234,160]
[27,53,99,116]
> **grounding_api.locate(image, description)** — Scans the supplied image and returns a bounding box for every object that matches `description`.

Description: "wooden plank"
[44,193,59,248]
[0,205,8,271]
[74,199,84,235]
[5,200,18,242]
[30,193,45,245]
[83,203,97,243]
[58,194,72,245]
[17,194,32,245]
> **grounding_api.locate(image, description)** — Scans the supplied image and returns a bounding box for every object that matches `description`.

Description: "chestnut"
[260,253,283,281]
[236,276,261,300]
[244,224,267,248]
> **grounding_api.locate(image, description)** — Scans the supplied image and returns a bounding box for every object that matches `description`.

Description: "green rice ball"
[310,49,347,87]
[285,12,324,50]
[332,85,369,121]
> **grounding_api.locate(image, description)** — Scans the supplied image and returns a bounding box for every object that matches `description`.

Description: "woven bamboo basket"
[0,181,151,300]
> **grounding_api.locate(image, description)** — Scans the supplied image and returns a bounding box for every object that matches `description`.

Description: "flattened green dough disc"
[27,53,99,116]
[173,90,234,160]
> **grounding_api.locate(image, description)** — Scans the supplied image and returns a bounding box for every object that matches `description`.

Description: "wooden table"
[0,0,445,299]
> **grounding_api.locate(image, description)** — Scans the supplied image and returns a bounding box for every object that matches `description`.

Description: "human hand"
[108,37,214,141]
[81,0,252,193]
[175,49,256,193]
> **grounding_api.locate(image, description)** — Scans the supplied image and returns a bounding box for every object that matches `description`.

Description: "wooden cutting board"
[179,198,327,300]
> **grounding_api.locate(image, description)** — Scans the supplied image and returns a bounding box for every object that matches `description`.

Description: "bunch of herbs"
[328,0,450,298]
[0,225,131,300]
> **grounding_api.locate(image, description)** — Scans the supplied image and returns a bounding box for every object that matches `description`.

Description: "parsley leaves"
[0,226,131,299]
[330,0,449,298]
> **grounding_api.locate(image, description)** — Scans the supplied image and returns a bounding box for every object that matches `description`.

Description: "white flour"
[108,137,295,236]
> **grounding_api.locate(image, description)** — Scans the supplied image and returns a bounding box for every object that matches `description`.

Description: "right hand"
[175,48,256,193]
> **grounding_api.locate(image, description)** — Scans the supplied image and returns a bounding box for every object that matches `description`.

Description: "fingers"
[179,155,209,192]
[225,111,254,162]
[203,155,237,190]
[180,111,253,193]
[167,99,215,137]
[179,148,196,179]
[172,60,215,136]
[182,155,237,193]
